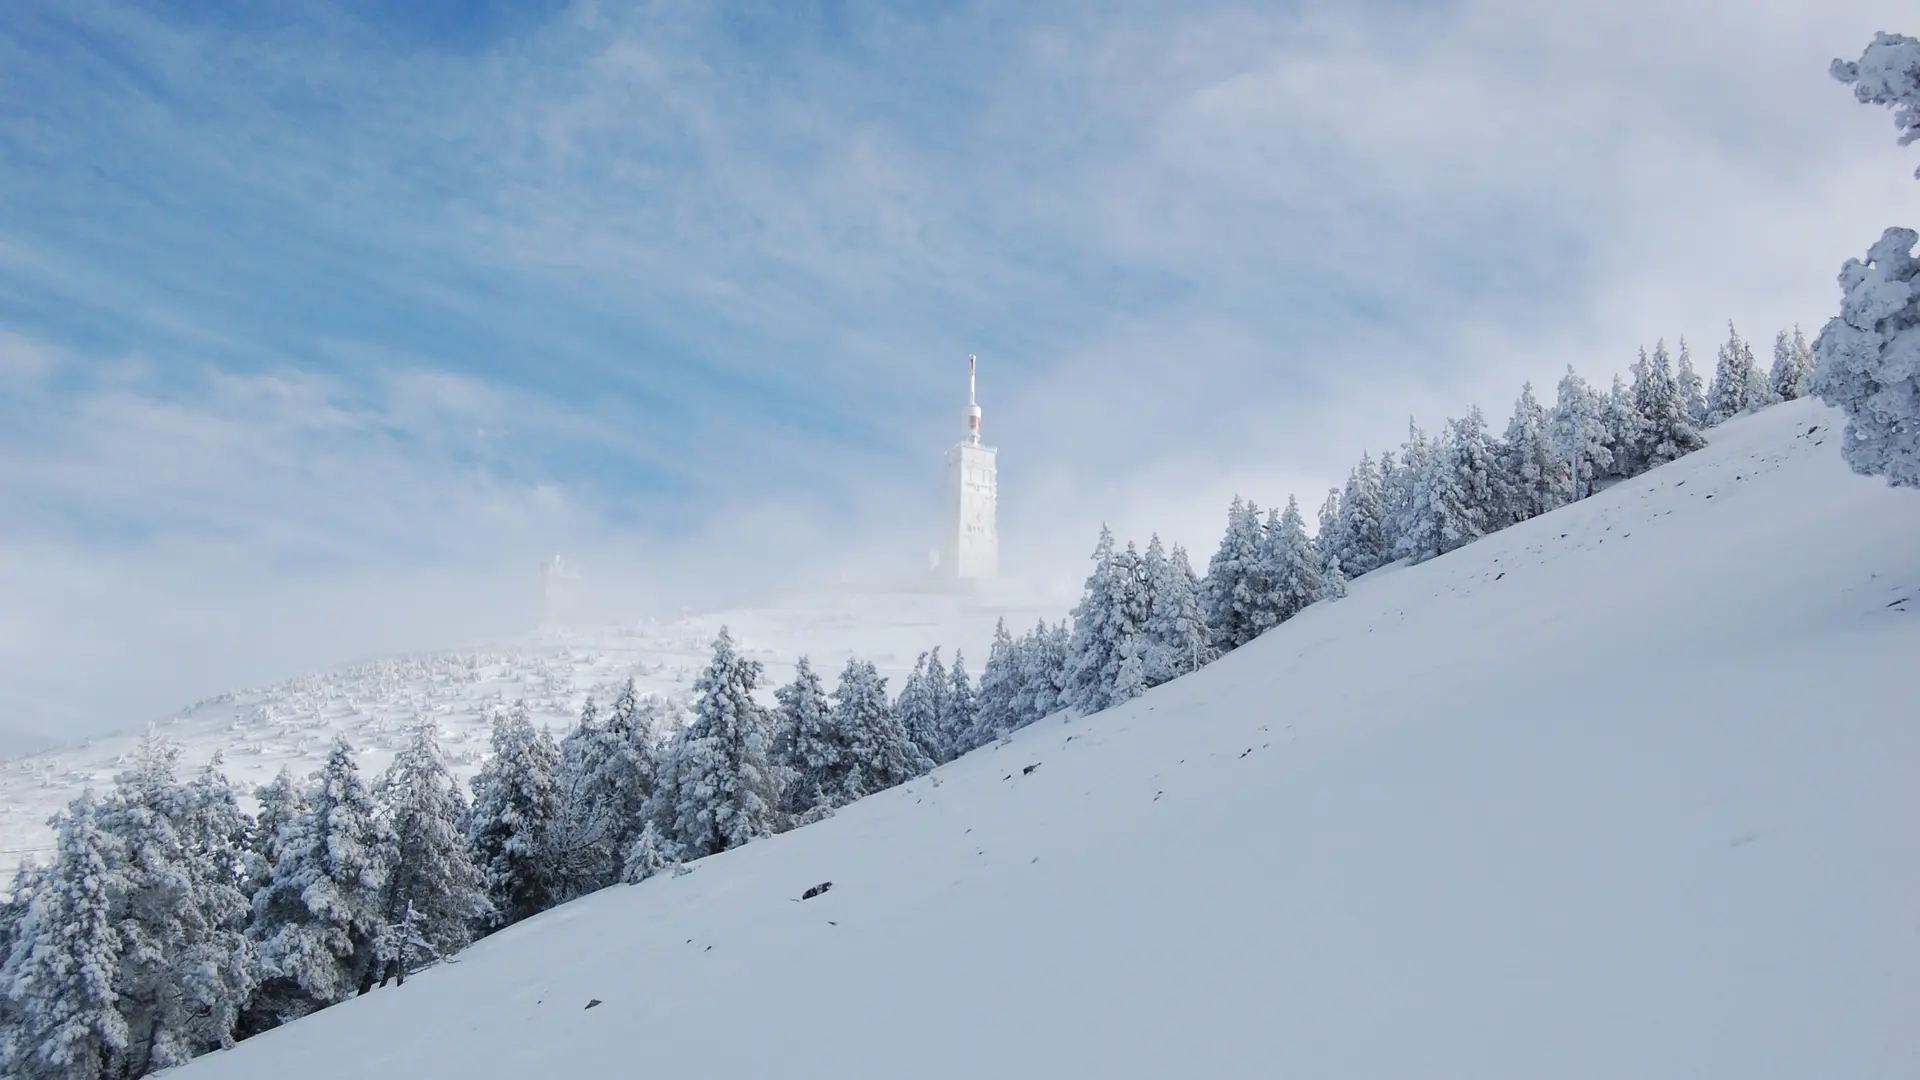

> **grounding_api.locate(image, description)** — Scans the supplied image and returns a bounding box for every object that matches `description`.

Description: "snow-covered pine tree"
[1142,538,1212,687]
[1009,620,1069,729]
[1330,453,1390,576]
[0,793,127,1080]
[1676,339,1709,428]
[831,658,931,802]
[1387,420,1437,562]
[1498,381,1571,524]
[1634,340,1707,468]
[1201,499,1267,651]
[97,740,254,1075]
[1810,35,1920,486]
[652,629,787,860]
[619,821,675,885]
[1601,373,1645,479]
[938,653,978,761]
[1416,409,1499,560]
[1066,531,1152,713]
[246,739,392,1030]
[247,768,308,895]
[1810,226,1920,487]
[1549,366,1612,500]
[548,682,664,899]
[463,701,563,929]
[771,658,836,816]
[1770,327,1813,401]
[374,724,489,983]
[893,652,943,766]
[1706,323,1760,426]
[970,620,1019,747]
[1263,496,1325,622]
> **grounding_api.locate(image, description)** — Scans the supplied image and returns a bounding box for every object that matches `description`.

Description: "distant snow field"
[0,586,1065,884]
[163,398,1918,1078]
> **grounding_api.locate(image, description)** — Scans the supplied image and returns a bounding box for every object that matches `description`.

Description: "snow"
[163,398,1917,1078]
[0,588,1064,886]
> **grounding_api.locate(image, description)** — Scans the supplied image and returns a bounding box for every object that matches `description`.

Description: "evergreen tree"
[0,794,127,1080]
[98,742,254,1074]
[1409,409,1498,561]
[1601,373,1645,479]
[771,658,836,815]
[548,684,663,899]
[1634,340,1707,468]
[246,739,391,1029]
[1330,453,1390,576]
[652,629,787,860]
[1810,226,1920,487]
[893,651,945,766]
[1201,499,1267,650]
[1008,620,1069,728]
[1497,381,1571,524]
[938,652,978,760]
[1387,421,1436,562]
[247,769,308,895]
[1262,496,1324,622]
[1771,326,1814,401]
[1676,339,1710,428]
[374,725,489,983]
[1142,540,1213,686]
[1706,322,1760,426]
[1066,531,1152,714]
[619,822,675,885]
[463,702,563,929]
[829,658,931,802]
[1549,366,1611,500]
[971,620,1019,747]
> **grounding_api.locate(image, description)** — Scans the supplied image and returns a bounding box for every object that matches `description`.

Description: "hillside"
[170,398,1919,1078]
[0,587,1064,885]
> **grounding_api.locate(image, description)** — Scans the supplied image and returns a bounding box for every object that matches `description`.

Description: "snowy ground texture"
[162,400,1920,1076]
[0,587,1061,884]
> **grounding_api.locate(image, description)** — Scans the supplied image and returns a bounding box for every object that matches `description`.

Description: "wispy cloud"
[0,0,1912,736]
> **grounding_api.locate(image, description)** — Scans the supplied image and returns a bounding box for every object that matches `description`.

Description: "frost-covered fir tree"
[893,650,947,766]
[1261,496,1325,622]
[1498,382,1571,524]
[619,821,675,884]
[548,683,664,899]
[1810,226,1920,487]
[1771,327,1814,402]
[374,725,489,982]
[1549,366,1612,500]
[96,741,254,1074]
[1328,453,1390,576]
[1410,409,1499,561]
[1201,499,1268,650]
[651,629,787,860]
[1066,531,1154,713]
[463,701,562,929]
[248,768,308,895]
[971,620,1019,747]
[830,658,931,802]
[771,658,836,815]
[1010,619,1070,728]
[246,739,391,1030]
[1386,421,1436,562]
[1633,341,1707,468]
[1706,323,1761,426]
[1832,30,1920,173]
[1601,373,1645,479]
[1676,339,1710,429]
[1,794,127,1080]
[1142,539,1213,686]
[938,653,979,760]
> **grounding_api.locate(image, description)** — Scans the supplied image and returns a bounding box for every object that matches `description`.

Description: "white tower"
[943,355,998,579]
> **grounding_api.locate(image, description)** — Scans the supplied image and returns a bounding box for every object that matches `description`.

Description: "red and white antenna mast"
[966,355,982,445]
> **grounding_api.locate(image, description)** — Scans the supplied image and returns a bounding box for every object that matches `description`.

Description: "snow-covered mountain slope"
[0,586,1065,884]
[174,397,1920,1078]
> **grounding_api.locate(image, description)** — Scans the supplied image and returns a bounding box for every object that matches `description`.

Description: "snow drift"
[175,399,1920,1079]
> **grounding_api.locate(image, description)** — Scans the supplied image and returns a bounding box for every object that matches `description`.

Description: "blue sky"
[1,0,1915,736]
